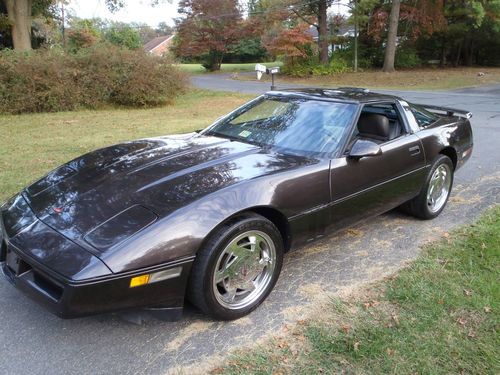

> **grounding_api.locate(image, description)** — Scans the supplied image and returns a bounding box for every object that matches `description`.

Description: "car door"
[327,101,426,232]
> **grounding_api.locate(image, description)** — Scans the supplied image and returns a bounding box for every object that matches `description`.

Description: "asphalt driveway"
[0,76,499,375]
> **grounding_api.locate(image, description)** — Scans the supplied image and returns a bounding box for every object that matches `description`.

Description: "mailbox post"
[255,64,280,91]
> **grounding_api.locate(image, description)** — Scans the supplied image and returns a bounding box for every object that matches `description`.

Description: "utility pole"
[61,1,66,47]
[354,0,358,72]
[332,1,358,72]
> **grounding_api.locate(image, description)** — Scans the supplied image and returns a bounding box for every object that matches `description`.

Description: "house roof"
[143,35,173,52]
[307,25,355,39]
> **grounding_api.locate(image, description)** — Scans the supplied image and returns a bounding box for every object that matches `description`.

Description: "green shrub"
[0,45,187,114]
[395,46,422,68]
[104,23,142,50]
[283,57,351,77]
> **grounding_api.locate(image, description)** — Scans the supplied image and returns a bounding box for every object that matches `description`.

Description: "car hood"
[23,132,314,246]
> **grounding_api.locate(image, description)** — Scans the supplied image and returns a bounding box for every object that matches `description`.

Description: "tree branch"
[291,9,318,28]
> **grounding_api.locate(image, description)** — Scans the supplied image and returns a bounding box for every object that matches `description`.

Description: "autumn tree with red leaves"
[265,23,315,64]
[173,0,245,71]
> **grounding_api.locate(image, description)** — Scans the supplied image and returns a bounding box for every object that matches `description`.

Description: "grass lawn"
[0,90,253,203]
[218,206,500,374]
[239,67,500,90]
[177,61,282,74]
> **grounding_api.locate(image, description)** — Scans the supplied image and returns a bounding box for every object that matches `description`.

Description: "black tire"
[187,213,284,320]
[402,155,454,220]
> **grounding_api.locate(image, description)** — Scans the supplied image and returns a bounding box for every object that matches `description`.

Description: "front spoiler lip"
[1,246,194,319]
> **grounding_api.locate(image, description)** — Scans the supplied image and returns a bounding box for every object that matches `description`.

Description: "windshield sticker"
[239,130,252,138]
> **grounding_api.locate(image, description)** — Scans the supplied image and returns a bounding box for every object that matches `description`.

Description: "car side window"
[347,102,406,150]
[409,104,439,128]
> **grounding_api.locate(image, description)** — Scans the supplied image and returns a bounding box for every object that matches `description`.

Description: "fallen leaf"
[463,289,473,296]
[437,299,444,305]
[341,324,351,334]
[456,317,467,326]
[363,300,379,309]
[467,330,476,338]
[391,314,400,326]
[347,228,363,237]
[443,232,450,238]
[353,341,360,351]
[387,348,394,356]
[481,242,487,249]
[277,339,288,349]
[484,306,491,313]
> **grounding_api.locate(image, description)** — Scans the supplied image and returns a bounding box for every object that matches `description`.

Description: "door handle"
[409,145,420,156]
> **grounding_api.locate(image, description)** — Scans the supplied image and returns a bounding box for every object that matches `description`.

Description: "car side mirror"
[348,139,382,160]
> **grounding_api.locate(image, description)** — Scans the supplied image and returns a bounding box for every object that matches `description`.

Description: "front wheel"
[402,155,454,220]
[187,214,284,320]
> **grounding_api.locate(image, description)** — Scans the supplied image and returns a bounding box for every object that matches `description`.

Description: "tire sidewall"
[201,216,284,320]
[421,155,454,219]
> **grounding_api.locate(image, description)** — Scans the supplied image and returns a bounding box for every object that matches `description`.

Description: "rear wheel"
[187,214,284,320]
[403,155,454,220]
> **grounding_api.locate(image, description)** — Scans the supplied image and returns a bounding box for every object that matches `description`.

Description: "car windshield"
[205,97,357,156]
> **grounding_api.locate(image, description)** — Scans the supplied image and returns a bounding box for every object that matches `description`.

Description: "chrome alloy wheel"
[427,164,452,213]
[213,230,276,310]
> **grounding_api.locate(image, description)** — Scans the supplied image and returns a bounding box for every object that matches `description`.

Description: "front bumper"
[0,203,193,319]
[1,242,193,318]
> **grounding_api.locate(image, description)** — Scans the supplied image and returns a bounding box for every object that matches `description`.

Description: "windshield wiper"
[206,131,263,147]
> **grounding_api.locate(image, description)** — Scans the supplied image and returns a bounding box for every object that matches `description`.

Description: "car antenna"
[255,64,280,91]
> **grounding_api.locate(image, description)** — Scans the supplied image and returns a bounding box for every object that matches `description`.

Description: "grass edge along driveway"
[217,205,500,375]
[236,67,500,91]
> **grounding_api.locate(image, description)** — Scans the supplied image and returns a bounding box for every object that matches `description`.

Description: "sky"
[70,0,180,27]
[69,0,350,27]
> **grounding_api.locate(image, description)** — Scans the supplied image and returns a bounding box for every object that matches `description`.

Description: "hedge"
[0,45,187,114]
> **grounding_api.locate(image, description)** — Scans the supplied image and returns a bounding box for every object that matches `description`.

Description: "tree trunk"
[439,43,447,67]
[318,0,329,65]
[382,0,400,73]
[454,41,462,67]
[5,0,32,51]
[205,49,222,71]
[464,36,473,66]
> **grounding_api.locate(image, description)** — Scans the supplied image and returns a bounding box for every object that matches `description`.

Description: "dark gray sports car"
[0,88,473,320]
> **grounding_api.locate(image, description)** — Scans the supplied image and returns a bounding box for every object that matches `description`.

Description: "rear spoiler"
[417,104,473,119]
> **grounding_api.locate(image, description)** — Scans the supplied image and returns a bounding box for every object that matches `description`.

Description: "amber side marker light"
[129,267,182,288]
[130,274,150,288]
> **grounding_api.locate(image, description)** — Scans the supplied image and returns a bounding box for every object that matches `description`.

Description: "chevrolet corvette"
[0,88,473,320]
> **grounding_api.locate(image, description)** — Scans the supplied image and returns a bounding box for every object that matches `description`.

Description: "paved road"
[0,75,499,375]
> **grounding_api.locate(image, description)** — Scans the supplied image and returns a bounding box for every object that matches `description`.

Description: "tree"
[382,0,400,72]
[174,0,244,71]
[226,37,267,63]
[155,21,173,35]
[289,0,332,64]
[66,18,101,52]
[5,0,35,50]
[2,0,167,50]
[104,22,141,49]
[265,22,314,62]
[443,0,490,66]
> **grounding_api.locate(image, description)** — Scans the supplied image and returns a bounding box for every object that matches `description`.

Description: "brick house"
[143,35,175,56]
